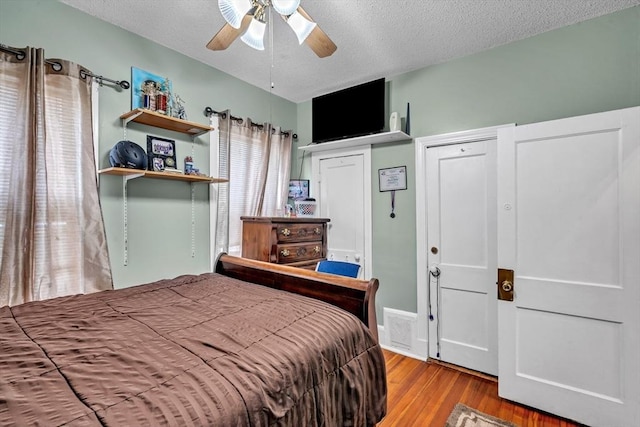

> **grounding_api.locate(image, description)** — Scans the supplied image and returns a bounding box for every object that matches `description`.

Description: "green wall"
[0,0,297,288]
[2,1,638,311]
[292,6,640,322]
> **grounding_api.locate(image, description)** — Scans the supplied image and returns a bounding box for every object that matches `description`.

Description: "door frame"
[311,145,372,279]
[415,124,514,360]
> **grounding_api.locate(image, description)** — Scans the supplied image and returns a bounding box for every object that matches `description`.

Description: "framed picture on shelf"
[288,179,310,200]
[146,136,177,172]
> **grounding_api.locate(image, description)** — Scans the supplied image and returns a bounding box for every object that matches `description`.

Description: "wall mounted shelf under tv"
[298,130,411,153]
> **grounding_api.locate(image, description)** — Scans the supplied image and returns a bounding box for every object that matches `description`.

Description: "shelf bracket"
[122,172,144,266]
[191,183,196,258]
[191,128,211,139]
[123,176,129,266]
[121,111,143,128]
[124,172,145,182]
[121,111,143,141]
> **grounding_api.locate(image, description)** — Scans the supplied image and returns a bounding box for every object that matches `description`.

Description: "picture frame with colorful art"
[131,67,172,113]
[288,179,310,200]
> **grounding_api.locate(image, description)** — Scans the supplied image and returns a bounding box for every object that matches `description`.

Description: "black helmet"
[109,140,147,170]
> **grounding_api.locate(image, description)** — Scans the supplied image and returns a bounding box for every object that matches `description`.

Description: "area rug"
[445,403,518,427]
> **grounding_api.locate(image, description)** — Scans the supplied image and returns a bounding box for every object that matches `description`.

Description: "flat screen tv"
[312,78,385,143]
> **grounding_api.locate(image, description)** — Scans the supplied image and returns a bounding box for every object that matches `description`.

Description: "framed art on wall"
[378,166,407,192]
[131,67,172,111]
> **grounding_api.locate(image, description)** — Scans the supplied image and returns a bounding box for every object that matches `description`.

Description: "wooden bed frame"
[215,254,379,342]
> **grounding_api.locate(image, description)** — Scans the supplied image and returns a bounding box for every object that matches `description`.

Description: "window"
[0,49,112,306]
[215,117,291,256]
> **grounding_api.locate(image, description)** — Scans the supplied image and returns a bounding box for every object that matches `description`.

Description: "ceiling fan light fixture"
[241,17,267,50]
[218,0,252,29]
[286,11,317,44]
[271,0,300,16]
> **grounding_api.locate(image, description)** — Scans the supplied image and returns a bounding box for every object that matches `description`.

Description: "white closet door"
[318,154,365,276]
[426,140,498,375]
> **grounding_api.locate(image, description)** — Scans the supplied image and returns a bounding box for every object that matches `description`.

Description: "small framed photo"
[288,179,310,200]
[147,136,177,171]
[378,166,407,192]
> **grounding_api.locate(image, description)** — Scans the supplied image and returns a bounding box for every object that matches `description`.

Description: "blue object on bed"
[316,260,361,278]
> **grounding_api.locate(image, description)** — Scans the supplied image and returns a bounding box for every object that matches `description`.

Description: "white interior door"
[426,140,498,375]
[497,107,640,427]
[318,154,365,276]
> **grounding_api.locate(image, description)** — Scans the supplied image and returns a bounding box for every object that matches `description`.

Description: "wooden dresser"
[241,216,330,269]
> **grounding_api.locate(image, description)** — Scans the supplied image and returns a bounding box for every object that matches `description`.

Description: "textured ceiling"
[59,0,639,103]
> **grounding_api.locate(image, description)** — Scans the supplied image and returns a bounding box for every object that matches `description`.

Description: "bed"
[0,254,387,426]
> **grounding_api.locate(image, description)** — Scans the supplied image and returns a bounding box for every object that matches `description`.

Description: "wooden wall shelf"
[108,107,220,266]
[99,167,227,183]
[120,109,214,136]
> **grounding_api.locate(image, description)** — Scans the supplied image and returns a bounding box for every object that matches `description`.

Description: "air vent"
[383,308,416,352]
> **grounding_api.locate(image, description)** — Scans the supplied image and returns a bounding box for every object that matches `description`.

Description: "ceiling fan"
[206,0,337,58]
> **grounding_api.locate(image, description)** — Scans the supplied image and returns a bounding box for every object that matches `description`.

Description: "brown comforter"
[0,273,386,426]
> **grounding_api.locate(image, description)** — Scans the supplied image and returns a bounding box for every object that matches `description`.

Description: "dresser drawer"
[276,223,324,243]
[276,242,323,263]
[241,216,329,266]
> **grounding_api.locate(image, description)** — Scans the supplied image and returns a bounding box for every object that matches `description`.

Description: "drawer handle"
[281,228,291,237]
[281,249,290,257]
[314,227,321,235]
[313,246,321,254]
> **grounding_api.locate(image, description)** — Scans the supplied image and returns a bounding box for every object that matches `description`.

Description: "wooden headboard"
[215,254,379,342]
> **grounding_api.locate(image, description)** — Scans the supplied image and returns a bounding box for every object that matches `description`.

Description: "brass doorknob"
[501,281,513,293]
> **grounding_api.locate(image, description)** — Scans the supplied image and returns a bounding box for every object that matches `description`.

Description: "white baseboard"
[380,341,426,361]
[415,337,428,359]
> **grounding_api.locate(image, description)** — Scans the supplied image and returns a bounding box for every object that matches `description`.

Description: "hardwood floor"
[379,349,583,427]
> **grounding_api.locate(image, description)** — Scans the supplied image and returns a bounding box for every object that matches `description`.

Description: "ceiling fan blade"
[296,6,337,58]
[305,25,337,58]
[206,13,253,51]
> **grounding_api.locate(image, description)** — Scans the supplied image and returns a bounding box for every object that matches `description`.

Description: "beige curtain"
[216,113,292,254]
[262,123,293,216]
[0,46,112,307]
[214,110,231,256]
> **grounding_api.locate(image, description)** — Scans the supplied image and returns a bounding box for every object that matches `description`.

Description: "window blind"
[0,72,17,265]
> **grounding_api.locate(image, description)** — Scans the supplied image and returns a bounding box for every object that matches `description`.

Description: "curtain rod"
[0,44,130,90]
[204,107,243,123]
[204,106,295,138]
